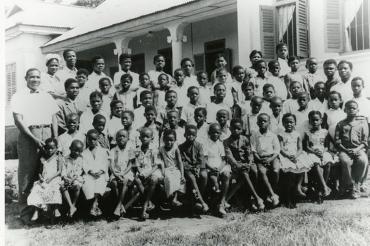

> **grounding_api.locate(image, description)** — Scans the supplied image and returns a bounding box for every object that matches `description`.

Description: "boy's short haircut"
[64,78,79,90]
[344,100,358,109]
[194,107,207,117]
[180,58,194,67]
[329,90,342,100]
[338,60,353,70]
[66,113,79,123]
[89,90,103,100]
[214,82,226,90]
[282,113,296,123]
[187,86,199,94]
[232,65,245,76]
[241,81,254,91]
[99,77,112,86]
[77,68,89,77]
[110,100,123,110]
[251,96,263,104]
[163,128,177,140]
[308,110,322,120]
[144,105,157,115]
[270,96,283,106]
[314,81,325,88]
[216,109,229,118]
[119,53,132,64]
[208,122,221,132]
[290,80,302,88]
[230,118,243,127]
[276,43,287,52]
[25,68,40,78]
[165,89,177,98]
[62,49,76,59]
[288,56,300,64]
[216,68,228,76]
[305,57,317,66]
[249,50,263,60]
[70,139,84,149]
[351,76,364,86]
[153,54,165,63]
[140,127,153,137]
[173,68,183,75]
[158,73,169,81]
[263,83,275,92]
[121,110,135,120]
[91,55,104,64]
[185,124,198,134]
[215,53,226,60]
[196,71,207,78]
[115,129,128,138]
[139,72,149,80]
[257,113,270,121]
[121,73,133,82]
[323,59,337,67]
[268,60,280,70]
[254,59,267,68]
[45,137,58,147]
[297,91,310,98]
[140,90,152,100]
[166,110,179,118]
[87,129,99,137]
[93,114,106,124]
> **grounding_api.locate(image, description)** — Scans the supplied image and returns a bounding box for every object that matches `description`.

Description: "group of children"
[26,43,369,222]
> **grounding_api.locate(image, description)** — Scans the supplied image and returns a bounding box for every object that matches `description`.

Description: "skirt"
[280,152,313,173]
[164,167,185,198]
[307,152,333,166]
[27,177,62,207]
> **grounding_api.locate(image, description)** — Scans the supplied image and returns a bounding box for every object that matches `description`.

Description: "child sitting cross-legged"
[224,118,265,211]
[61,140,84,218]
[250,113,280,207]
[204,123,231,216]
[179,125,209,213]
[28,138,63,221]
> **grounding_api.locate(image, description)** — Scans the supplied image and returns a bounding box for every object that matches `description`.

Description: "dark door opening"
[204,39,232,77]
[157,47,172,75]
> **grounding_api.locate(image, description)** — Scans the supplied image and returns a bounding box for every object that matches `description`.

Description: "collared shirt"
[335,117,369,149]
[179,140,205,170]
[181,102,204,125]
[251,130,280,156]
[113,70,139,90]
[204,138,225,170]
[88,71,109,91]
[82,146,110,180]
[110,143,135,175]
[11,89,59,126]
[57,131,85,156]
[79,109,109,134]
[131,144,159,177]
[330,78,353,103]
[224,135,252,167]
[56,98,82,131]
[56,66,77,85]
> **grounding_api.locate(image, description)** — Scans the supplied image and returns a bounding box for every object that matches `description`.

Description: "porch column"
[112,37,131,65]
[308,0,326,60]
[167,23,187,73]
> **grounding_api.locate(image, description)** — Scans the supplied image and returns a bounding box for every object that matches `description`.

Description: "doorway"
[204,39,232,77]
[157,47,172,75]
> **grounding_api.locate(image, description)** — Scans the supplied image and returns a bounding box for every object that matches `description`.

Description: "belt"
[29,124,51,129]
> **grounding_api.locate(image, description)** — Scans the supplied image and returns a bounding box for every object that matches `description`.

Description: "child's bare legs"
[270,158,280,194]
[218,170,231,215]
[185,170,208,211]
[72,185,82,206]
[141,176,160,219]
[258,164,279,205]
[31,207,39,221]
[240,170,264,208]
[171,192,182,207]
[61,187,77,217]
[296,173,306,197]
[90,194,102,216]
[209,174,220,193]
[199,169,208,197]
[312,164,331,196]
[114,179,129,216]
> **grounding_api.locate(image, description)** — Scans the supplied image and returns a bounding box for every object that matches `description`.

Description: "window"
[260,0,308,59]
[6,63,16,104]
[345,0,370,51]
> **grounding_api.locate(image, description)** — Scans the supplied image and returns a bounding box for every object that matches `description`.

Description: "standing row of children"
[26,43,369,222]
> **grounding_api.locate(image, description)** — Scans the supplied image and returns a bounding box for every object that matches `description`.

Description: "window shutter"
[260,5,276,59]
[6,63,16,104]
[194,53,205,73]
[296,0,309,57]
[325,0,343,52]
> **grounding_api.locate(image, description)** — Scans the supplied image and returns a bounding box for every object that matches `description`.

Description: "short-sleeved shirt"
[251,130,280,157]
[110,144,135,176]
[335,117,369,149]
[223,135,252,165]
[181,102,204,125]
[57,131,85,156]
[132,145,159,177]
[40,72,64,96]
[204,138,225,170]
[113,70,139,90]
[11,89,59,126]
[179,141,205,170]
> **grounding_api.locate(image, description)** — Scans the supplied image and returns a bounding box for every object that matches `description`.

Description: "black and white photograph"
[3,0,370,245]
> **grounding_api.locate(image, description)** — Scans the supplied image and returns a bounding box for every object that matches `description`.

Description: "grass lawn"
[5,198,370,246]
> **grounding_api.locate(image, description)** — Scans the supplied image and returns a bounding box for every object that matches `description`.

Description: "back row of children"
[28,43,369,222]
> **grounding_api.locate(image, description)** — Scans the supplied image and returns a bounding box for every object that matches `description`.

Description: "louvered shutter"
[194,53,205,74]
[260,6,276,59]
[325,0,343,52]
[6,63,16,104]
[296,0,309,57]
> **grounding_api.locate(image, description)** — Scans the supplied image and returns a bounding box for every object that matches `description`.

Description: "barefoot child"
[303,111,332,202]
[158,129,185,206]
[61,140,84,217]
[82,129,110,217]
[28,138,63,221]
[179,125,209,212]
[204,123,231,216]
[224,118,265,211]
[109,129,135,217]
[251,113,280,206]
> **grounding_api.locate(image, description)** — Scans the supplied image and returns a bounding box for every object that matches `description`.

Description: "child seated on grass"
[251,113,280,207]
[335,100,369,199]
[158,129,185,207]
[224,118,265,211]
[109,129,135,218]
[28,138,63,221]
[204,123,231,216]
[82,129,110,217]
[61,140,84,218]
[179,125,209,213]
